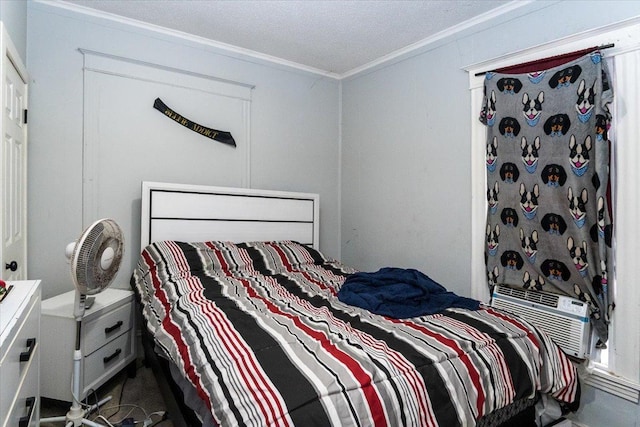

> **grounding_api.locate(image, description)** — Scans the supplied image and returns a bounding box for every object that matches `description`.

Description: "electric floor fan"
[41,218,124,427]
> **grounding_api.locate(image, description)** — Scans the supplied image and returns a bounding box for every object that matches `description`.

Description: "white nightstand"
[40,288,136,402]
[0,280,41,427]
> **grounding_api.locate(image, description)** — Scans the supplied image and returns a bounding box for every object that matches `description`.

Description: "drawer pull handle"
[18,396,35,427]
[103,348,122,364]
[105,320,124,334]
[19,338,36,362]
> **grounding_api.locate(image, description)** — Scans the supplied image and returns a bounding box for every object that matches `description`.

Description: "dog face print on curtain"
[480,51,614,343]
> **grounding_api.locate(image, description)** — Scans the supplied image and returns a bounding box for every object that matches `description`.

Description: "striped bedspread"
[131,240,579,427]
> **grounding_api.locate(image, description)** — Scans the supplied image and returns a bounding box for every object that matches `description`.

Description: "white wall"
[26,2,341,298]
[341,1,640,425]
[0,0,26,60]
[342,43,473,295]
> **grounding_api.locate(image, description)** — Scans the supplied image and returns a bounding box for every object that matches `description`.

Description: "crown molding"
[35,0,342,80]
[38,0,534,81]
[341,0,537,80]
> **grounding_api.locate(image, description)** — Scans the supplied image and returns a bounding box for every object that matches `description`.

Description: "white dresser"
[40,288,136,402]
[0,280,41,427]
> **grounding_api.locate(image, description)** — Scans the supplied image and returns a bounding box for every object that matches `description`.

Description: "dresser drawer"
[83,301,133,355]
[0,295,40,424]
[2,345,39,427]
[84,328,134,391]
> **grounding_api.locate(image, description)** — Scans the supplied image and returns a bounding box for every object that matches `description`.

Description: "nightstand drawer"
[83,301,133,355]
[84,329,134,390]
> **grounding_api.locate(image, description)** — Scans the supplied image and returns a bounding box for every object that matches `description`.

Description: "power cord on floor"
[87,362,170,427]
[145,411,169,427]
[90,411,167,427]
[41,362,170,427]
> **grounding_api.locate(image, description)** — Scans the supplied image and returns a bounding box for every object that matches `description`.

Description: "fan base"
[40,396,112,427]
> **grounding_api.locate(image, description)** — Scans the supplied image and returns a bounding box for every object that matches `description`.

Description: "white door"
[1,29,28,281]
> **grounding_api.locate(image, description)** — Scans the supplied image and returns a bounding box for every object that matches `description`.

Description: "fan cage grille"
[72,219,124,295]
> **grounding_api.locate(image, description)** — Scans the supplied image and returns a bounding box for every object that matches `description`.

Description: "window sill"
[581,368,640,403]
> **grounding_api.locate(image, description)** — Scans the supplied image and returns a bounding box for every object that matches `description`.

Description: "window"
[465,18,640,402]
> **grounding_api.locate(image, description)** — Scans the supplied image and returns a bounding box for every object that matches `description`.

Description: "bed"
[131,181,580,427]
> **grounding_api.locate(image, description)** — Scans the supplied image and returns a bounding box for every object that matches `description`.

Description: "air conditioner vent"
[492,285,591,359]
[495,285,559,308]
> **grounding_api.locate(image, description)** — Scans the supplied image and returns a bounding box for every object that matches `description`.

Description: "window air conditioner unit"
[491,285,591,359]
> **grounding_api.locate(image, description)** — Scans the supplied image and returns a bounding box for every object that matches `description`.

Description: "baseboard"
[545,418,572,427]
[544,418,591,427]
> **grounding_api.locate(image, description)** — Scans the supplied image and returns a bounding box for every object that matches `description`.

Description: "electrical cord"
[63,362,167,427]
[90,371,131,423]
[86,410,167,427]
[94,415,115,427]
[93,404,143,425]
[84,388,100,414]
[146,412,169,427]
[92,368,160,426]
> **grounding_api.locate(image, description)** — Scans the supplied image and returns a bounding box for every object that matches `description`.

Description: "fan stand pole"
[66,345,109,427]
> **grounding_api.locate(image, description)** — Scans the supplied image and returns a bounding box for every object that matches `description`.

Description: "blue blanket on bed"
[337,267,480,318]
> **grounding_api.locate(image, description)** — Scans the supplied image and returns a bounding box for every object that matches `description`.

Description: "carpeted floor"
[41,360,175,427]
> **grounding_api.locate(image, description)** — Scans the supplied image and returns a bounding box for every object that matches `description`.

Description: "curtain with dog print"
[479,50,614,344]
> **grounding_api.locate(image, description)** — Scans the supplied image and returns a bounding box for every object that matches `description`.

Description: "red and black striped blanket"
[131,240,579,426]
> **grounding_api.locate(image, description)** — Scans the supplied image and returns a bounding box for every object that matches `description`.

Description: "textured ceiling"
[57,0,514,76]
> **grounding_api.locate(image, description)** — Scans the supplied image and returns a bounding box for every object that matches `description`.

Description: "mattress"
[131,240,579,426]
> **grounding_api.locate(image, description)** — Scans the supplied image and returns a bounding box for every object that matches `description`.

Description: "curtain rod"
[474,43,615,77]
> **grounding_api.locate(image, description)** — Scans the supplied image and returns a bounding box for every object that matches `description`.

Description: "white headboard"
[140,181,320,251]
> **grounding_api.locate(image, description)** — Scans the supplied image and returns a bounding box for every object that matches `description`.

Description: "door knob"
[5,261,17,271]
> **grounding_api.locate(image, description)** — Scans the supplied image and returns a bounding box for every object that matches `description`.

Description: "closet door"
[0,24,28,281]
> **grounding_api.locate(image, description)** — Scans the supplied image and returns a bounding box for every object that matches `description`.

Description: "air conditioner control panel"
[558,297,588,316]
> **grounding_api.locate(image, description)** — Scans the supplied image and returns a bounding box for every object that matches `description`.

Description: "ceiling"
[57,0,517,77]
